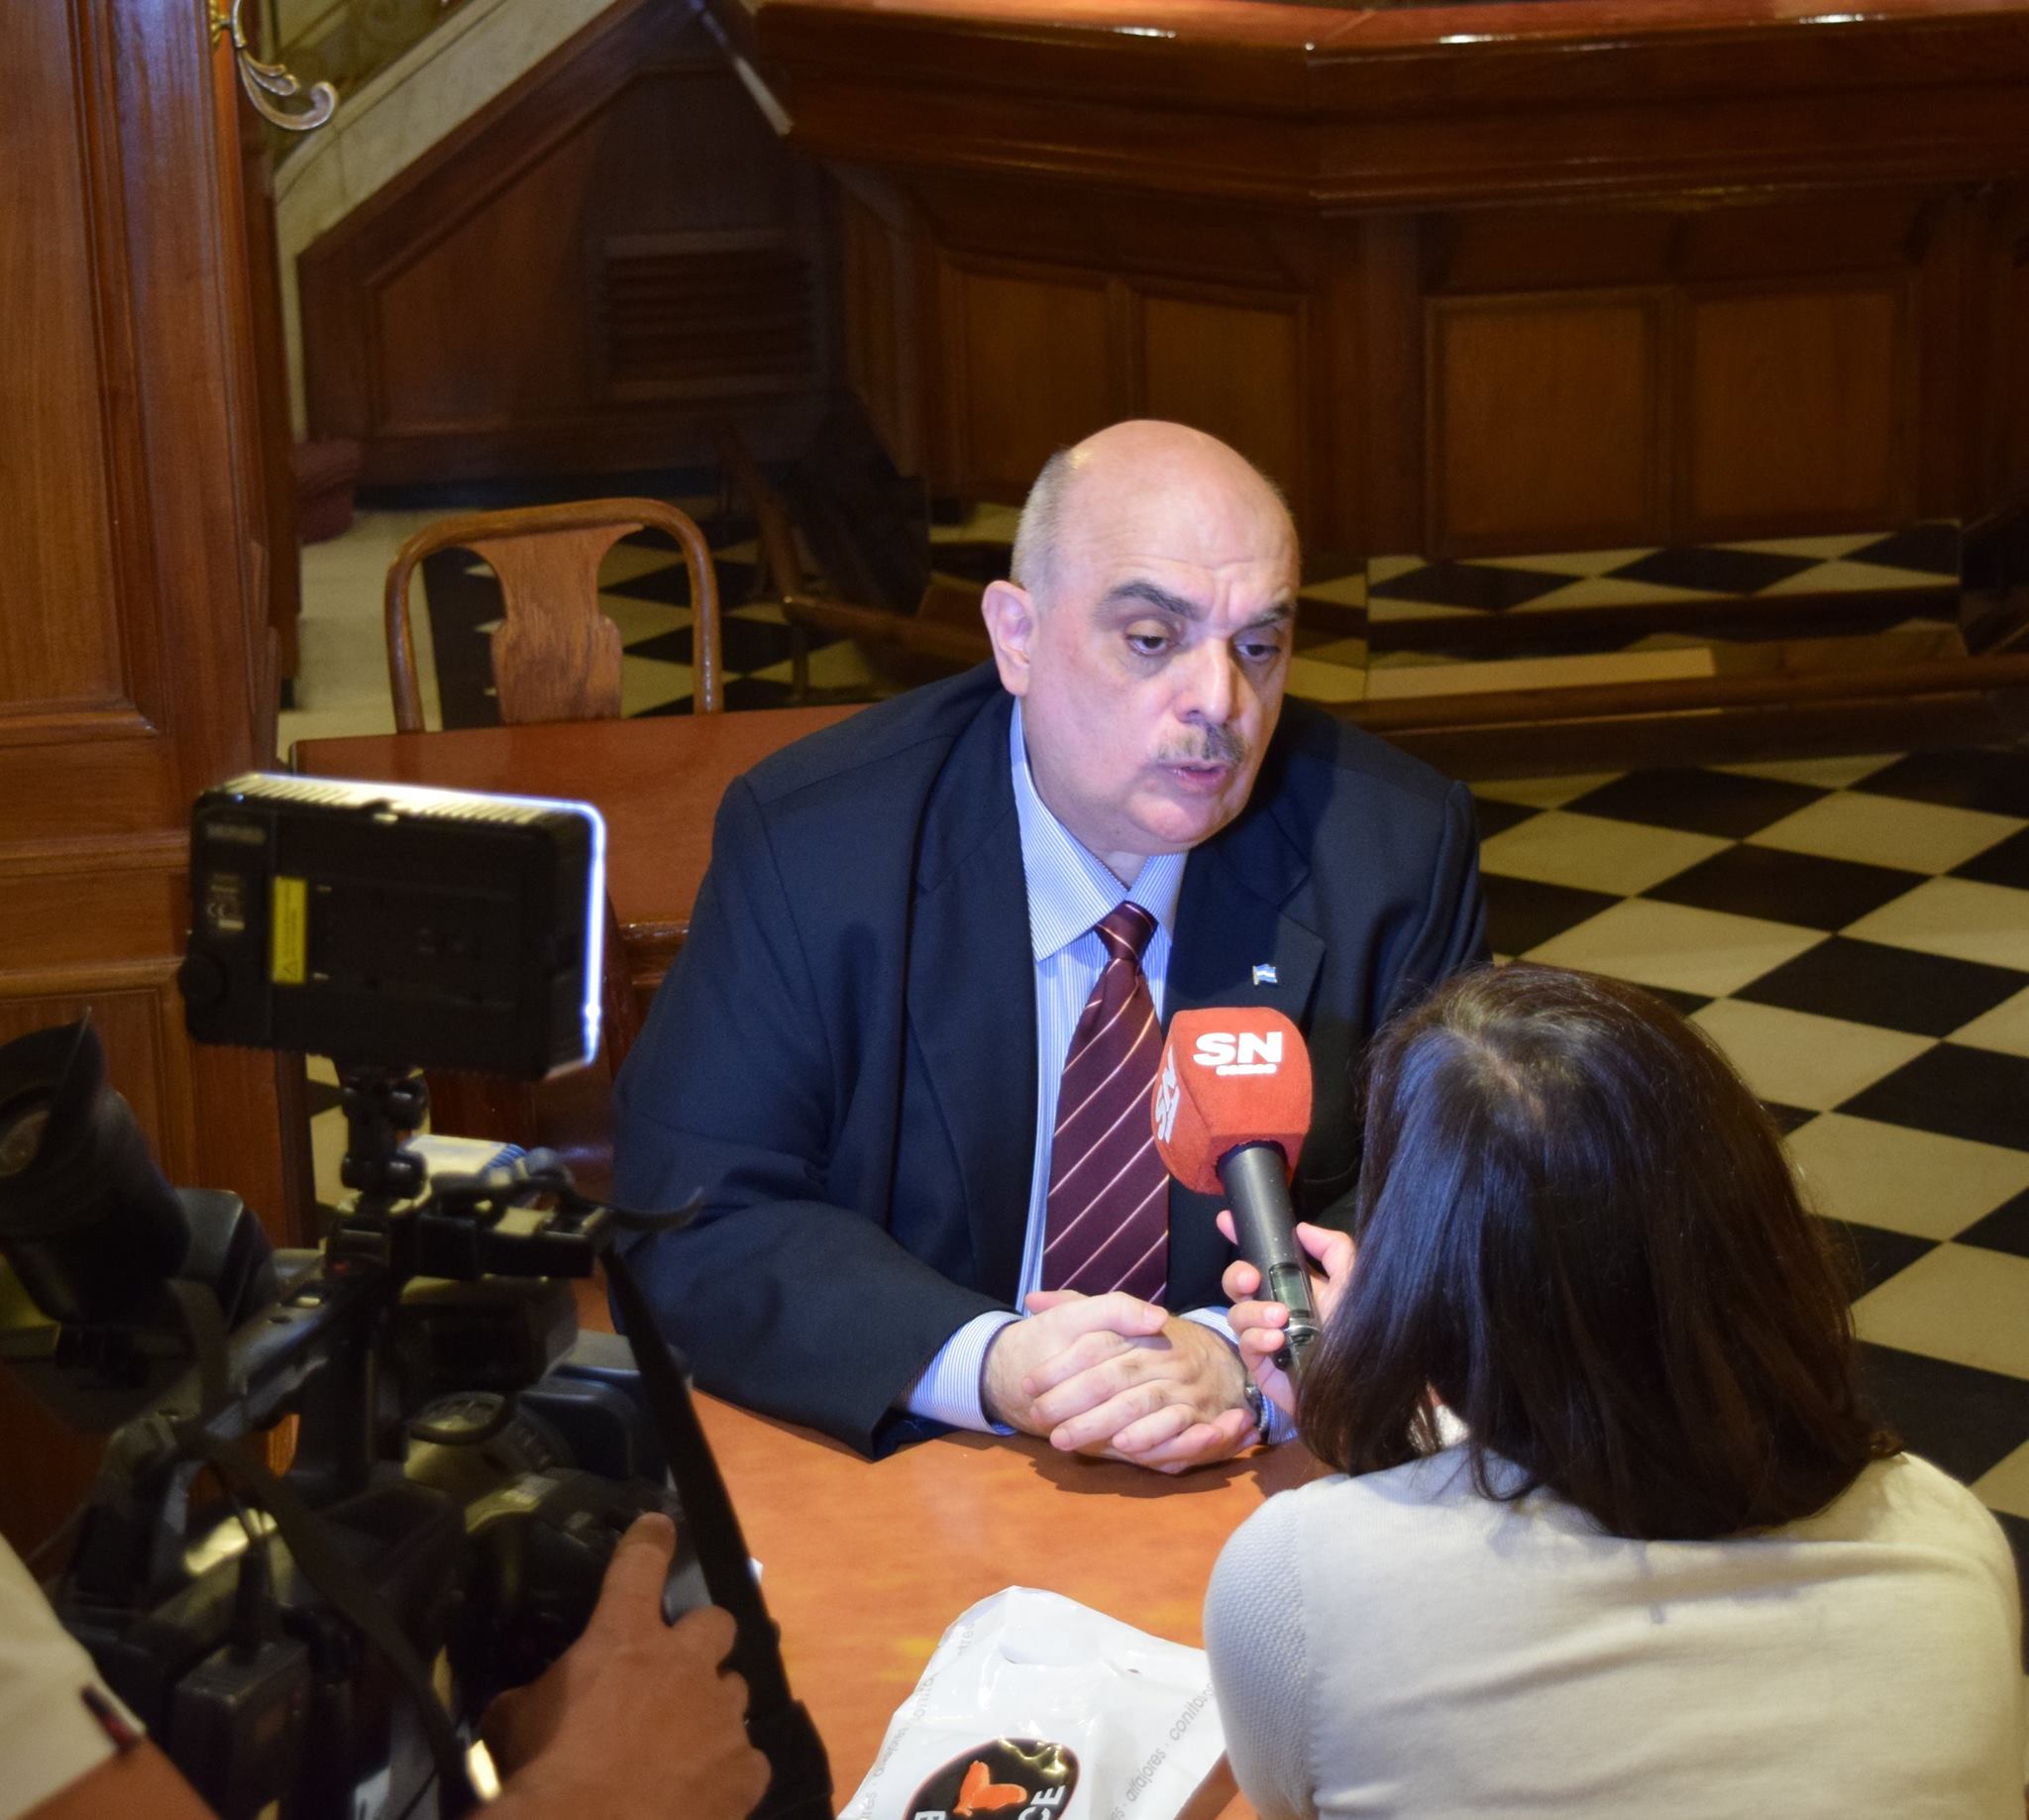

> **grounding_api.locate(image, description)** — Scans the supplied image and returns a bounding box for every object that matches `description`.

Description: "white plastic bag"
[841,1585,1226,1820]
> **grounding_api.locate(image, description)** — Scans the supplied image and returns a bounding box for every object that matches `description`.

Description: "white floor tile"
[599,595,689,645]
[1714,753,1900,791]
[746,640,879,693]
[277,702,397,756]
[1843,877,2029,972]
[1480,809,1728,897]
[1469,771,1626,809]
[1853,1243,2029,1380]
[619,655,694,716]
[1524,899,1823,998]
[1689,1001,1934,1112]
[602,544,685,587]
[1950,987,2029,1060]
[1285,655,1369,703]
[1785,1113,2029,1239]
[1971,1439,2029,1520]
[1749,792,2023,876]
[1297,573,1366,607]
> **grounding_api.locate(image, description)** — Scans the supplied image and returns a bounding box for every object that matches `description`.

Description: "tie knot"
[1096,902,1156,963]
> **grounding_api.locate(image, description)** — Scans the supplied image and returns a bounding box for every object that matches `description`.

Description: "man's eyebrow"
[1099,580,1206,619]
[1098,581,1297,627]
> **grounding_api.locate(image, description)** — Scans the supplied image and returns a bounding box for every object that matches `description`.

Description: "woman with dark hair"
[1205,963,2023,1818]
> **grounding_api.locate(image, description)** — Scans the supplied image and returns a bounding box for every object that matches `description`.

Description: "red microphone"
[1151,1008,1320,1377]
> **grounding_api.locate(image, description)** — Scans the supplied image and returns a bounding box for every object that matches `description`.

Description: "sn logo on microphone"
[1192,1030,1283,1077]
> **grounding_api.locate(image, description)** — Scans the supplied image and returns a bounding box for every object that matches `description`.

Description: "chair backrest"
[383,497,722,732]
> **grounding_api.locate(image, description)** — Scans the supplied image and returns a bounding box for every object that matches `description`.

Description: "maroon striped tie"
[1039,903,1168,1304]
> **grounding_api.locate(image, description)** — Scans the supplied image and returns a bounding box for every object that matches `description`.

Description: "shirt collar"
[1011,700,1184,963]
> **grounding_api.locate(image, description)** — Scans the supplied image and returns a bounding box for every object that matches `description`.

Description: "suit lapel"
[1164,795,1324,1304]
[906,692,1037,1301]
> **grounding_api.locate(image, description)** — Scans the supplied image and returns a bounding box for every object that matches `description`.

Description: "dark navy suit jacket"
[611,666,1487,1454]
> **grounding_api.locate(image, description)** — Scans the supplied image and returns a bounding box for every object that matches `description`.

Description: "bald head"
[982,420,1299,881]
[1010,421,1294,606]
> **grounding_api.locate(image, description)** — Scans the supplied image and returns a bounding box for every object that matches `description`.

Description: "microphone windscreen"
[1150,1007,1313,1195]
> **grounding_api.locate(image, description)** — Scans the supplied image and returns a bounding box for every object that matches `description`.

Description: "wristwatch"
[1241,1379,1272,1445]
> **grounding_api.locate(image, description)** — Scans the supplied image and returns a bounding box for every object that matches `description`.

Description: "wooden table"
[292,705,861,989]
[694,1389,1317,1819]
[292,714,1298,1815]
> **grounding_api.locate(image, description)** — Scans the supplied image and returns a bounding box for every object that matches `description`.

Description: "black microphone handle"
[1217,1141,1320,1381]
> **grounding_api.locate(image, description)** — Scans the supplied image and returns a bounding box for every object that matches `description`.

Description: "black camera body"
[0,776,828,1820]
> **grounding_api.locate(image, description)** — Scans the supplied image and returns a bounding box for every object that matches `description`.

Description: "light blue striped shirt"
[903,701,1281,1443]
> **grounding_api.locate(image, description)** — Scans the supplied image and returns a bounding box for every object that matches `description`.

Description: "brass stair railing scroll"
[211,0,339,133]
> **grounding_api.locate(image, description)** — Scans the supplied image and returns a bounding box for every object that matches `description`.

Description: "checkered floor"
[1472,743,2029,1660]
[413,505,1973,726]
[317,499,2029,1676]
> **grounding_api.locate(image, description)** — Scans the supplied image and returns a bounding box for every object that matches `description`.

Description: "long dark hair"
[1301,964,1896,1540]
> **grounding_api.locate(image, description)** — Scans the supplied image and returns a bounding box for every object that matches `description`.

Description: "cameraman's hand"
[483,1513,770,1820]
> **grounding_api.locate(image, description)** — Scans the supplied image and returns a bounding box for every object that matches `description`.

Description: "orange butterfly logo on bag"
[904,1738,1078,1819]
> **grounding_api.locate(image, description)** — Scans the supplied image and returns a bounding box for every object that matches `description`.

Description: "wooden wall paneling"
[1678,276,1916,540]
[1908,192,1976,521]
[1348,214,1426,558]
[0,0,309,1552]
[0,0,162,746]
[300,0,832,483]
[1987,187,2029,510]
[839,179,909,467]
[1129,280,1310,523]
[1425,287,1667,556]
[937,255,1119,499]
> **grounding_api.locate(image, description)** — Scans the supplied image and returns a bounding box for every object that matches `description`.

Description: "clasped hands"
[980,1219,1358,1473]
[982,1290,1257,1472]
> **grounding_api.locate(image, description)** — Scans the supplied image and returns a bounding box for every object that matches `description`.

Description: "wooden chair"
[383,497,723,731]
[715,425,991,698]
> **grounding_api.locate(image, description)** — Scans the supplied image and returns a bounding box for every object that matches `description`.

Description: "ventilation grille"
[602,235,814,398]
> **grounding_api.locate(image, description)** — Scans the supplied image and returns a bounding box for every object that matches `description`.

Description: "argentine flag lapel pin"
[1251,963,1279,987]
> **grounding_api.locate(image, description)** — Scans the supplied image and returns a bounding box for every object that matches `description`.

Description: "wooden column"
[0,0,310,1555]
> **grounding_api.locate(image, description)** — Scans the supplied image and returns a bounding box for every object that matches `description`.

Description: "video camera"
[0,774,831,1820]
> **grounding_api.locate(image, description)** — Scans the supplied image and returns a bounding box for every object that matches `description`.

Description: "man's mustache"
[1154,727,1248,768]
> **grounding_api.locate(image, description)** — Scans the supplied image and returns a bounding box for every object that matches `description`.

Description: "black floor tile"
[1854,748,2029,818]
[1482,875,1620,956]
[604,558,762,608]
[628,615,800,673]
[1644,843,1922,930]
[1764,1101,1818,1136]
[1561,768,1825,840]
[1958,1187,2029,1259]
[304,1077,345,1120]
[418,549,500,730]
[1954,825,2029,891]
[1732,937,2028,1038]
[721,674,799,711]
[1366,561,1569,612]
[1607,546,1817,595]
[1811,1215,1938,1296]
[1471,797,1541,842]
[1845,522,1960,578]
[1838,1043,2029,1151]
[1635,985,1714,1019]
[1292,619,1362,654]
[1855,1341,2029,1487]
[927,540,1014,586]
[1293,594,1367,641]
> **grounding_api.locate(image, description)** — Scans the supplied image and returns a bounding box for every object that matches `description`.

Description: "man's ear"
[981,579,1037,696]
